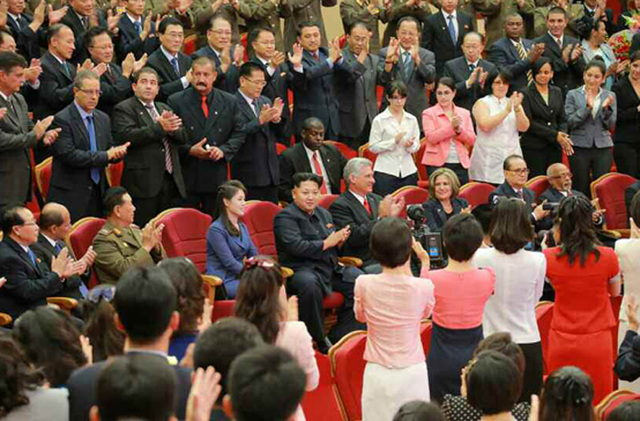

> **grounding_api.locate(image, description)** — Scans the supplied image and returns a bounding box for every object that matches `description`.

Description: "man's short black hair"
[503,154,525,171]
[547,6,567,19]
[347,21,369,35]
[297,21,321,37]
[103,186,129,217]
[84,26,110,50]
[113,266,177,343]
[193,317,264,404]
[158,17,183,34]
[239,61,265,78]
[228,345,306,421]
[396,16,421,32]
[249,26,276,45]
[292,172,323,189]
[443,213,484,261]
[133,66,160,83]
[1,204,26,235]
[0,51,27,74]
[96,354,177,421]
[301,117,324,132]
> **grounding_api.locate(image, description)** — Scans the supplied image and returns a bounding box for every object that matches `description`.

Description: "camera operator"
[422,168,471,233]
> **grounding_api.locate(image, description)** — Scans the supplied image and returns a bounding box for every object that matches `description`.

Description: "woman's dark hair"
[213,180,247,237]
[82,297,125,362]
[370,217,413,268]
[554,195,600,266]
[0,335,46,417]
[607,401,640,421]
[386,80,408,98]
[235,256,284,344]
[436,77,456,93]
[539,366,594,421]
[158,257,206,333]
[584,57,606,76]
[443,213,484,261]
[12,307,87,387]
[532,57,553,77]
[487,68,513,92]
[490,198,534,254]
[586,18,607,41]
[473,332,525,376]
[631,50,640,64]
[393,400,445,421]
[466,350,523,415]
[630,190,640,227]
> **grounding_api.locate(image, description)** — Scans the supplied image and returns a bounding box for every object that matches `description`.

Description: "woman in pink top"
[422,77,476,186]
[420,213,495,402]
[234,256,319,421]
[354,218,435,421]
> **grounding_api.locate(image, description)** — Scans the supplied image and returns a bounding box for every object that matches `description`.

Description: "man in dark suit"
[231,62,284,203]
[288,21,341,140]
[5,0,52,62]
[442,31,497,111]
[0,52,60,209]
[278,117,348,202]
[146,17,193,102]
[577,0,615,35]
[248,27,291,146]
[112,67,188,226]
[85,27,135,117]
[535,6,585,96]
[116,0,160,62]
[191,15,241,93]
[329,157,404,272]
[67,266,192,421]
[274,172,365,353]
[0,205,79,322]
[487,13,545,92]
[627,180,640,218]
[379,16,436,122]
[49,70,130,222]
[167,56,245,215]
[335,22,380,151]
[421,0,473,76]
[60,0,109,65]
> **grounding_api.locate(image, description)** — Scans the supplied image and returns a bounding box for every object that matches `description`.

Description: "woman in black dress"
[613,51,640,178]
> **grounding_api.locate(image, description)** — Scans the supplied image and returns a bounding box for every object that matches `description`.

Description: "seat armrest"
[47,297,79,312]
[281,267,294,279]
[339,256,363,267]
[0,313,12,326]
[202,275,223,302]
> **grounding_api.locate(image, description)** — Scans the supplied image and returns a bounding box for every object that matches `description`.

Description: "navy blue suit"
[422,197,469,232]
[487,37,535,92]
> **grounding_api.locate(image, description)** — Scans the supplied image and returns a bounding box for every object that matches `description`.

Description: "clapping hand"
[269,51,286,68]
[451,115,462,133]
[627,295,640,332]
[412,237,430,269]
[185,367,222,421]
[602,95,614,109]
[158,110,182,132]
[288,43,303,67]
[329,36,342,63]
[42,127,61,146]
[510,91,524,110]
[466,67,480,87]
[395,130,406,144]
[232,43,244,66]
[34,115,54,140]
[47,4,68,25]
[323,226,351,250]
[0,277,6,288]
[107,142,130,160]
[478,69,489,89]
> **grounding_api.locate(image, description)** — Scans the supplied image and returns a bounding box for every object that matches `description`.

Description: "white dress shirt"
[368,108,420,177]
[160,45,189,89]
[442,10,458,41]
[303,144,333,194]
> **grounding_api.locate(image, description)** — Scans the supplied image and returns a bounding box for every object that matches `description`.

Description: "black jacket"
[116,14,160,62]
[421,10,474,76]
[442,56,497,111]
[96,63,132,117]
[35,51,77,121]
[521,83,566,152]
[626,181,640,217]
[487,37,535,92]
[615,330,640,382]
[30,233,84,300]
[422,197,469,232]
[191,45,240,93]
[147,48,193,102]
[535,32,585,96]
[613,76,640,146]
[489,182,538,225]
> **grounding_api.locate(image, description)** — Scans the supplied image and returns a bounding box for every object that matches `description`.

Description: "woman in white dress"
[470,70,530,185]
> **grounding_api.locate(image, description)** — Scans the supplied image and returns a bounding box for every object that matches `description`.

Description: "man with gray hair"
[49,69,129,221]
[329,157,404,273]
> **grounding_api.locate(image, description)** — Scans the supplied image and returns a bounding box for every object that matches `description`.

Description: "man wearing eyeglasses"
[49,69,130,222]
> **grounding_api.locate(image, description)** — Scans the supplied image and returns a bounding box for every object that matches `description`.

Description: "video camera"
[406,204,444,263]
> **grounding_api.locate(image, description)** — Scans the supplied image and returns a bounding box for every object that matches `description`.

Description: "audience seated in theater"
[278,117,347,203]
[0,205,82,323]
[0,335,70,421]
[422,168,469,233]
[206,181,258,298]
[543,195,621,403]
[606,401,640,421]
[12,306,89,387]
[115,0,160,61]
[422,213,495,402]
[470,71,530,186]
[471,203,493,248]
[81,285,125,363]
[92,187,167,285]
[356,217,435,420]
[68,266,193,420]
[274,172,365,353]
[234,255,319,421]
[193,317,265,421]
[473,198,545,402]
[158,257,210,362]
[393,401,446,421]
[613,52,640,180]
[368,80,421,196]
[537,366,594,421]
[422,77,476,186]
[441,332,531,420]
[223,345,306,421]
[329,157,404,273]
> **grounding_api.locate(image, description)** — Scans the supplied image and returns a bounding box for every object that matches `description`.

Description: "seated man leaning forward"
[92,186,167,284]
[274,172,365,354]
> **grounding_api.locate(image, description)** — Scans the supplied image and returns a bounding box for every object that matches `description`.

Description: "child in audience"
[393,401,446,421]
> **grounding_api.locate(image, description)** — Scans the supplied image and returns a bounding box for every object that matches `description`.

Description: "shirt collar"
[0,91,10,102]
[548,32,563,44]
[50,51,66,65]
[42,233,58,248]
[466,58,480,67]
[7,12,20,21]
[303,143,319,159]
[160,45,178,61]
[442,10,457,19]
[349,190,366,205]
[126,12,141,23]
[238,89,256,108]
[74,100,93,120]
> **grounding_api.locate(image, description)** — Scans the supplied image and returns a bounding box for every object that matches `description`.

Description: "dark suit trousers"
[373,172,419,197]
[427,163,469,186]
[339,119,372,151]
[569,147,613,196]
[84,183,104,221]
[133,172,182,227]
[246,185,278,204]
[614,142,640,179]
[522,145,562,178]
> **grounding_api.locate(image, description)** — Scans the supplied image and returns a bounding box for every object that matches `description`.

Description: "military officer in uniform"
[92,187,166,284]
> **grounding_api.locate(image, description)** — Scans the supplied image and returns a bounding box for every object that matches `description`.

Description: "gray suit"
[378,46,436,123]
[335,47,380,147]
[0,93,37,208]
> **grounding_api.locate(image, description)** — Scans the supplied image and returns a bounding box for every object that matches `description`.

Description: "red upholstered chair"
[535,301,554,375]
[591,173,637,237]
[318,194,339,210]
[106,161,124,187]
[358,143,377,165]
[595,390,640,420]
[35,156,52,201]
[391,186,430,218]
[325,140,358,161]
[183,34,197,56]
[420,320,433,359]
[301,352,344,421]
[329,330,367,421]
[66,217,106,289]
[414,139,429,189]
[211,300,235,323]
[276,143,287,155]
[525,175,550,201]
[458,182,495,208]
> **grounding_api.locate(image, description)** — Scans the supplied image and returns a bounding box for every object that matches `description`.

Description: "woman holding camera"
[422,168,469,232]
[544,195,621,403]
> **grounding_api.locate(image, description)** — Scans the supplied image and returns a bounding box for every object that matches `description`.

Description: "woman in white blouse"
[368,81,421,196]
[470,70,530,185]
[473,198,545,403]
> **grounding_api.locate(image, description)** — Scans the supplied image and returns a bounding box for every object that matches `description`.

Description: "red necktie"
[363,197,372,215]
[201,95,209,118]
[312,152,328,194]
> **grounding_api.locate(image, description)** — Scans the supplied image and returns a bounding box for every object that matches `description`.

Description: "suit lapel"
[437,12,456,48]
[235,92,257,121]
[132,98,156,126]
[69,105,91,147]
[0,95,21,129]
[204,90,224,134]
[293,144,312,173]
[346,191,370,220]
[6,237,41,276]
[544,33,562,58]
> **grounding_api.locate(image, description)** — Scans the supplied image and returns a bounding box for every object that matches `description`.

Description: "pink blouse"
[421,104,476,168]
[354,273,435,368]
[422,267,495,329]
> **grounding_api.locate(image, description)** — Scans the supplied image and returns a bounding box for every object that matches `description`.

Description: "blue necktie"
[27,247,37,267]
[54,242,63,254]
[403,51,413,80]
[171,58,180,77]
[86,116,100,184]
[447,15,457,44]
[134,20,142,34]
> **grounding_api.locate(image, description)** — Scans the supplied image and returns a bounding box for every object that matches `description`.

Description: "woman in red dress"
[543,195,621,403]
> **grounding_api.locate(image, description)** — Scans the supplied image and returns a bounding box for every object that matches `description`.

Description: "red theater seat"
[301,352,344,421]
[421,320,433,359]
[591,172,637,237]
[358,143,377,165]
[525,175,550,201]
[595,390,640,420]
[66,217,106,288]
[391,186,430,218]
[106,161,124,187]
[459,182,495,208]
[318,194,339,210]
[329,331,367,421]
[35,156,52,201]
[325,140,358,161]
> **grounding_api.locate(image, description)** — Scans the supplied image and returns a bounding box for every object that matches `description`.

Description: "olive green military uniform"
[532,2,584,38]
[236,0,292,55]
[340,0,388,53]
[92,220,167,285]
[381,0,432,47]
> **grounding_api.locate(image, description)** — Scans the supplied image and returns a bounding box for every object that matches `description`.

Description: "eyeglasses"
[211,30,232,36]
[388,96,407,102]
[255,40,276,46]
[550,172,573,180]
[78,88,102,96]
[21,221,38,227]
[507,168,530,175]
[243,77,267,86]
